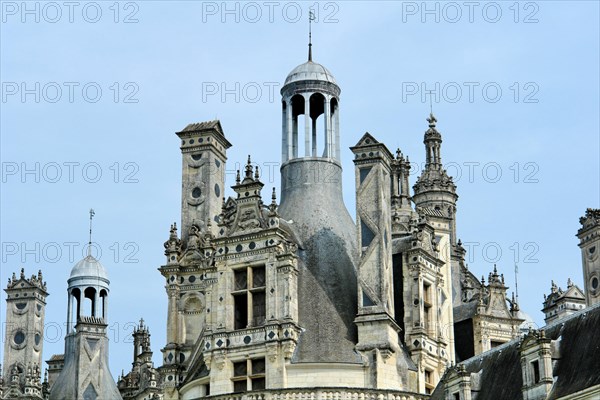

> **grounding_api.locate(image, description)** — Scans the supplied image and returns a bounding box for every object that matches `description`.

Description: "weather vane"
[308,9,315,61]
[88,208,95,256]
[426,89,435,114]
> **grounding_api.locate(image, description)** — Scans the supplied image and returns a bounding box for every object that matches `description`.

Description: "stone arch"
[84,287,96,317]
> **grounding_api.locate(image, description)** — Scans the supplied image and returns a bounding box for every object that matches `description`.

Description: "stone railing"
[204,387,429,400]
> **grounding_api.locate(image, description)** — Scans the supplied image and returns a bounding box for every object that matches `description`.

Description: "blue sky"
[1,0,599,379]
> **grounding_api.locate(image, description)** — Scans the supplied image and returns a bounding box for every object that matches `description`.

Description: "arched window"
[291,94,306,158]
[309,93,325,156]
[84,287,97,317]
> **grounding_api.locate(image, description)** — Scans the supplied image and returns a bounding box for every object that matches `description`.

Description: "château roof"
[432,302,600,400]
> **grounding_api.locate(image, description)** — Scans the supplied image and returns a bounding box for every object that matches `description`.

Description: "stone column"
[311,117,317,156]
[334,101,340,159]
[66,290,72,333]
[282,100,288,162]
[287,98,294,161]
[304,95,311,157]
[94,289,99,318]
[166,287,178,343]
[103,294,108,322]
[324,96,331,158]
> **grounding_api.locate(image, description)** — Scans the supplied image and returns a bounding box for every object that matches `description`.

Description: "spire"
[88,208,95,256]
[308,10,315,61]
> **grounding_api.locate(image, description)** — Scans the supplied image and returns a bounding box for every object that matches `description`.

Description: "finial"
[271,187,277,204]
[481,275,485,285]
[255,165,260,180]
[20,268,25,279]
[308,9,315,61]
[88,208,95,256]
[396,148,402,159]
[567,278,573,287]
[427,112,437,128]
[169,223,178,240]
[493,264,498,274]
[245,155,253,179]
[236,170,241,184]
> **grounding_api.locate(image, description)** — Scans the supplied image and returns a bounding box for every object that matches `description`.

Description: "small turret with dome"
[49,210,122,400]
[280,21,341,163]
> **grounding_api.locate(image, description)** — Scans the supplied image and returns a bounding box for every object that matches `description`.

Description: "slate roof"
[431,302,600,400]
[545,303,600,399]
[48,354,64,362]
[453,300,479,323]
[179,120,222,134]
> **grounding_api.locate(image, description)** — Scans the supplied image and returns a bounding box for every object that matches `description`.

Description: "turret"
[2,269,48,394]
[50,214,122,400]
[277,51,359,364]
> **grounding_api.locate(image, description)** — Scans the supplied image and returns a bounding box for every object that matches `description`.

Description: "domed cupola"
[283,60,338,87]
[65,212,111,332]
[69,254,110,282]
[65,253,110,332]
[280,44,341,163]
